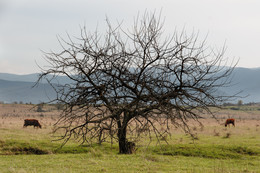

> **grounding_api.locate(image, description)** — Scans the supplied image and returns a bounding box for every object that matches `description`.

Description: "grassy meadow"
[0,103,259,172]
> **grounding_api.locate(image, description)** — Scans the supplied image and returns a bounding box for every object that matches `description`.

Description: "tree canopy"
[37,13,237,154]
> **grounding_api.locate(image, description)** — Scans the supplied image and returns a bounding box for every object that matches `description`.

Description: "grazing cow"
[23,119,42,128]
[225,118,235,127]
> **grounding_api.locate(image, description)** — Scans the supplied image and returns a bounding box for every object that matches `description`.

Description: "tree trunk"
[117,125,136,154]
[118,126,128,154]
[117,112,136,154]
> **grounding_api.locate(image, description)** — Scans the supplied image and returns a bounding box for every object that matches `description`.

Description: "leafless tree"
[37,13,237,154]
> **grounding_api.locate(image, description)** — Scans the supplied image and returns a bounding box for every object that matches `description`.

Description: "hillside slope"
[0,79,56,104]
[224,67,260,103]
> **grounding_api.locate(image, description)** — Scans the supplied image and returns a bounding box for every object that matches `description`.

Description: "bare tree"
[37,13,237,154]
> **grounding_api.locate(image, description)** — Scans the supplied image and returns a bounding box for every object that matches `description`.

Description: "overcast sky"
[0,0,260,74]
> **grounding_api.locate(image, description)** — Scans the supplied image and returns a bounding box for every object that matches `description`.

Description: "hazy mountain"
[0,73,72,85]
[0,79,56,104]
[0,67,260,104]
[224,67,260,103]
[0,73,40,83]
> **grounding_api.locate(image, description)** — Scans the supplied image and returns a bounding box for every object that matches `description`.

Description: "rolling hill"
[0,67,260,104]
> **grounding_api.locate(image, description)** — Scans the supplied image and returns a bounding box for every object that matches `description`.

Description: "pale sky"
[0,0,260,74]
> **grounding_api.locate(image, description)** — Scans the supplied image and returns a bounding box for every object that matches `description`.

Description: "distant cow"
[23,119,42,128]
[225,118,235,127]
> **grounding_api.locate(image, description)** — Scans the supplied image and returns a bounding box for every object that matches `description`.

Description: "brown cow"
[23,119,42,128]
[225,118,235,127]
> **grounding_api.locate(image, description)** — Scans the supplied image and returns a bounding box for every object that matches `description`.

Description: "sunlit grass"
[0,153,259,173]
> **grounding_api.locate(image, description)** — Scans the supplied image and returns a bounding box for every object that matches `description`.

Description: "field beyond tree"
[0,103,259,172]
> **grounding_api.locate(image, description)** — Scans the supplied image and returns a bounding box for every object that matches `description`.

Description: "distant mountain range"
[0,67,260,104]
[223,67,260,103]
[0,78,56,104]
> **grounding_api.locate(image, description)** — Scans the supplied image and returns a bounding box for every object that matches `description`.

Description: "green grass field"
[0,104,260,172]
[0,123,259,172]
